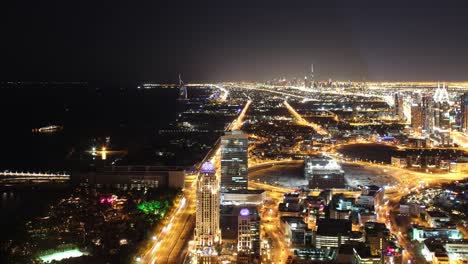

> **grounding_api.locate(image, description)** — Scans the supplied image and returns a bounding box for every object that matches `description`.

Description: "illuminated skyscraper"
[394,92,404,120]
[411,104,423,133]
[178,74,188,100]
[237,207,261,263]
[195,162,220,263]
[221,130,248,191]
[422,94,434,134]
[461,93,468,132]
[433,83,451,145]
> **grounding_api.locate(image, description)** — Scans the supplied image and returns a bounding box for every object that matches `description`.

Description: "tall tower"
[422,94,434,134]
[462,93,468,132]
[310,63,315,89]
[178,74,188,100]
[220,130,249,191]
[195,162,220,262]
[237,207,261,263]
[394,92,404,120]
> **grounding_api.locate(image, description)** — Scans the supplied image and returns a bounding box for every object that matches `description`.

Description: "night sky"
[1,1,468,82]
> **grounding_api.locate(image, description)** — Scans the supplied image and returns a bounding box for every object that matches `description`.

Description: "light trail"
[228,100,252,131]
[283,100,328,136]
[213,84,229,101]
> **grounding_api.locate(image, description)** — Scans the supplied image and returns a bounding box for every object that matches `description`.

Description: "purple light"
[240,208,250,216]
[200,162,215,173]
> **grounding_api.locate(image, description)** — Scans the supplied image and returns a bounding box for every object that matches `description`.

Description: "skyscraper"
[178,74,188,100]
[237,207,261,263]
[411,104,423,133]
[433,83,451,145]
[195,162,221,262]
[461,93,468,132]
[394,92,404,120]
[422,94,434,134]
[221,130,248,191]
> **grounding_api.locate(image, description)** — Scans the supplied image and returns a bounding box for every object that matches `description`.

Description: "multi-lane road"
[139,98,252,263]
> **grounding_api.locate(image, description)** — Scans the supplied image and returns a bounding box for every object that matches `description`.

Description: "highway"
[283,100,328,135]
[139,98,252,263]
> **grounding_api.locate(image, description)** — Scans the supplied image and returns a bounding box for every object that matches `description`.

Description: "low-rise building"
[364,222,391,256]
[315,219,351,249]
[426,211,451,228]
[280,216,312,246]
[220,189,265,205]
[72,166,186,190]
[411,225,462,241]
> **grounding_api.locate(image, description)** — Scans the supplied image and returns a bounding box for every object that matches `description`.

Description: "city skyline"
[2,1,468,264]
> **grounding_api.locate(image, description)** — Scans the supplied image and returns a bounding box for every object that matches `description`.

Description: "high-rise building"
[394,92,404,120]
[237,207,261,263]
[433,83,451,145]
[461,93,468,132]
[304,76,310,88]
[411,104,423,133]
[221,131,248,191]
[422,94,434,134]
[195,162,221,262]
[178,74,188,100]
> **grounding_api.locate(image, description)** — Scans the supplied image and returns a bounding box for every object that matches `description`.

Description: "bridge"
[0,171,70,185]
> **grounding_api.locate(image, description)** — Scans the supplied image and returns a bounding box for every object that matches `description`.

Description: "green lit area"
[137,200,169,218]
[39,249,87,263]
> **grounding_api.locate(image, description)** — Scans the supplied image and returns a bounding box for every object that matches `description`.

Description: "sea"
[0,82,180,247]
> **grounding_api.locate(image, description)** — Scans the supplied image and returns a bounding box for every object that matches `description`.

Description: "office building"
[195,162,221,262]
[411,103,423,133]
[411,225,462,241]
[329,194,354,220]
[461,93,468,132]
[221,130,249,191]
[73,165,185,190]
[315,219,352,248]
[305,156,345,189]
[394,92,404,120]
[382,242,403,264]
[364,222,391,256]
[280,216,312,246]
[220,189,265,205]
[357,185,384,209]
[422,94,434,134]
[237,207,261,263]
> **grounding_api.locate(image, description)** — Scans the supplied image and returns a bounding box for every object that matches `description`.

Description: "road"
[139,98,252,263]
[139,173,196,264]
[348,160,467,263]
[250,180,292,264]
[283,100,328,136]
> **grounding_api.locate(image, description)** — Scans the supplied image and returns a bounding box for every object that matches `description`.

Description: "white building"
[195,162,221,262]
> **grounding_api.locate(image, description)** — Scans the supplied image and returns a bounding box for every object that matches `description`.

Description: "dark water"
[0,83,179,171]
[0,83,180,249]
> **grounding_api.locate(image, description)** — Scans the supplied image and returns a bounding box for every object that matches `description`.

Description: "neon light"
[201,162,215,173]
[240,208,250,216]
[39,249,87,263]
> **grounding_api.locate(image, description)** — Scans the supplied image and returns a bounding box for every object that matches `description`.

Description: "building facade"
[461,93,468,132]
[221,130,249,191]
[237,207,261,263]
[195,162,221,262]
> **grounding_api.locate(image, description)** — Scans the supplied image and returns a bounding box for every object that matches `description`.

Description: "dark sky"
[1,1,468,82]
